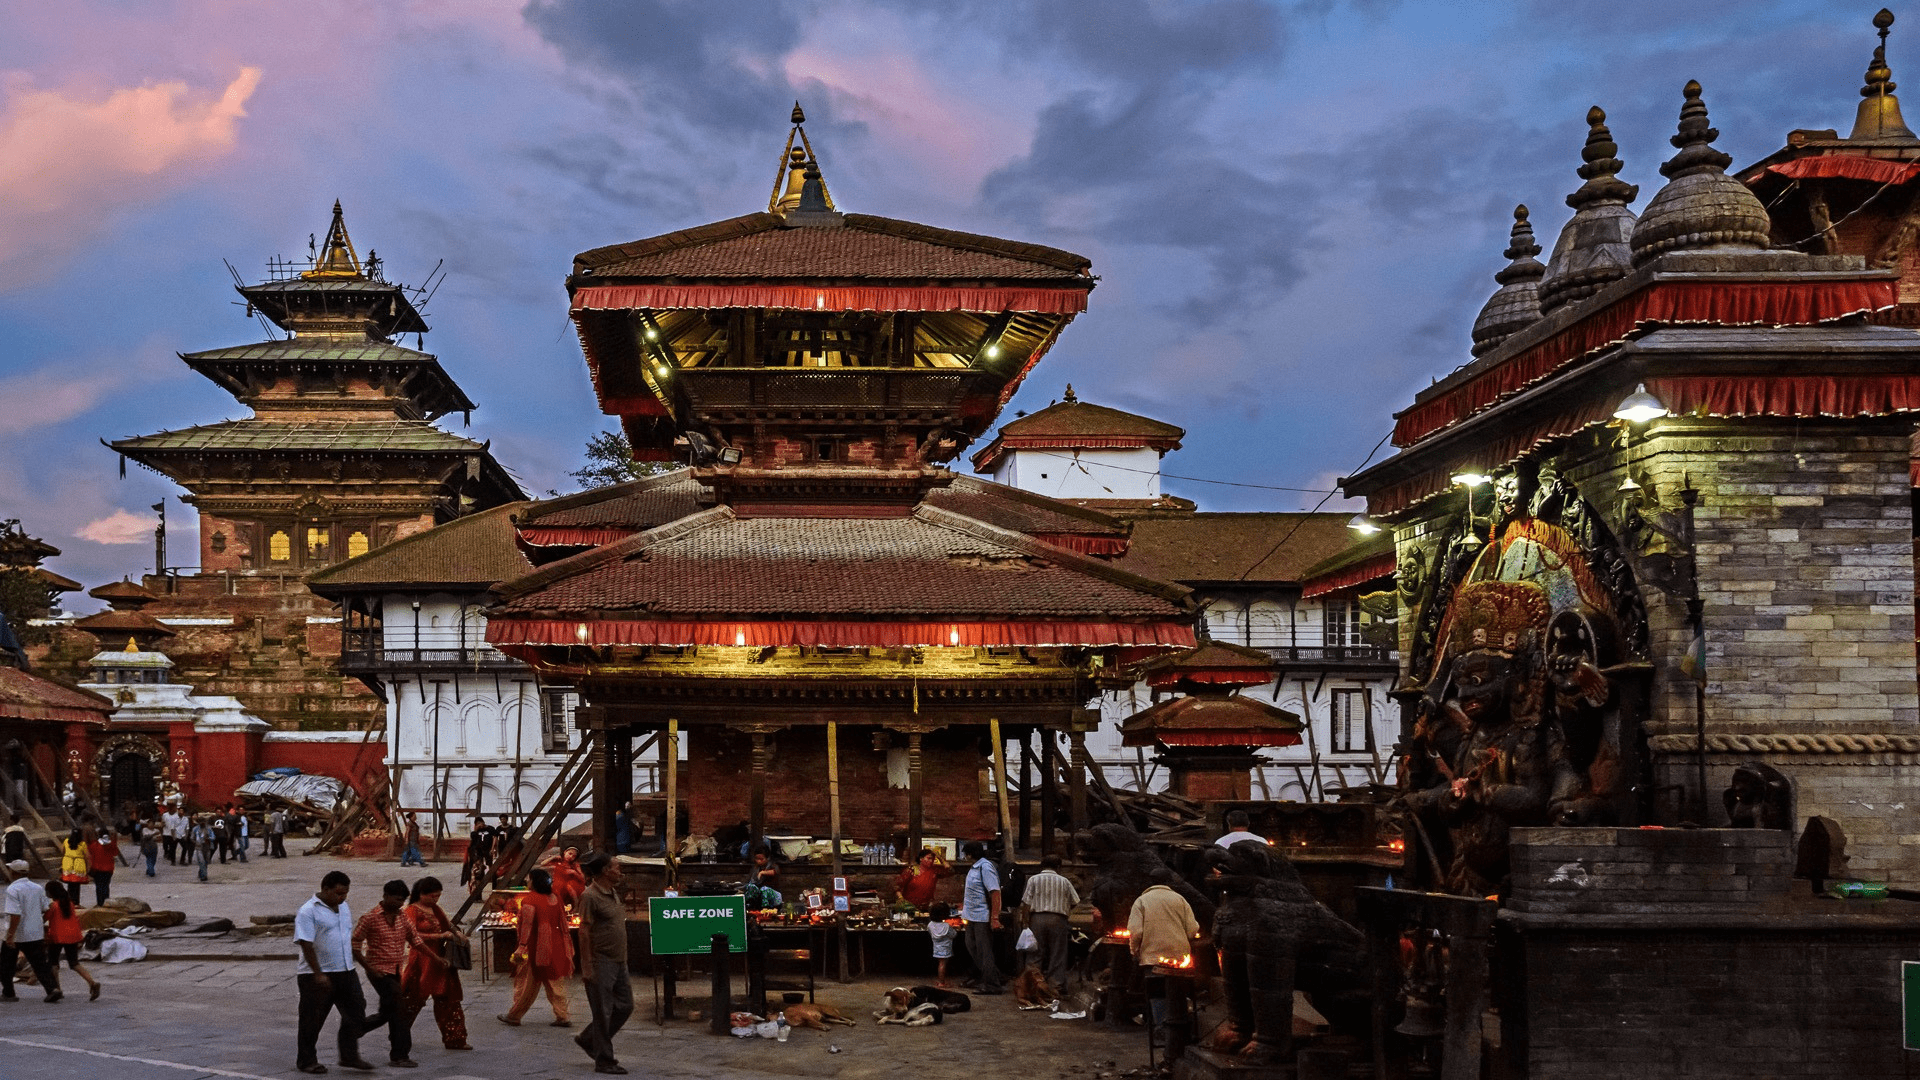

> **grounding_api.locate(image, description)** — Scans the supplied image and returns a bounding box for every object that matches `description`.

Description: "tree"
[0,519,60,647]
[569,430,676,489]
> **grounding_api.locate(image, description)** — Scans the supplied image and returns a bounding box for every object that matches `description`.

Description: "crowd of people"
[1,824,127,1004]
[294,841,627,1075]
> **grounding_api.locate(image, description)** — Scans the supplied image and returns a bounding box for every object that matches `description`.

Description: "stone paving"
[0,841,1146,1080]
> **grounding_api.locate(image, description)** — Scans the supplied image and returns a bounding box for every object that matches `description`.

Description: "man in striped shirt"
[352,880,425,1068]
[1019,854,1080,991]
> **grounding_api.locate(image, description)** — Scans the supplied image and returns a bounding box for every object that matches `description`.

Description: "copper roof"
[1140,641,1277,688]
[574,213,1091,282]
[494,504,1188,620]
[1119,694,1302,748]
[72,610,175,640]
[1111,513,1357,585]
[308,502,534,592]
[514,471,707,542]
[88,579,158,607]
[0,666,112,725]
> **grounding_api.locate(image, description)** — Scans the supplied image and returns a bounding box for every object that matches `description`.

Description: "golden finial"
[301,200,365,279]
[768,103,836,216]
[123,636,139,653]
[1063,384,1077,403]
[1852,9,1918,141]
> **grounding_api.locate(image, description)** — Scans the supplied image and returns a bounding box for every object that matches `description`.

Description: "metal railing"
[340,627,522,671]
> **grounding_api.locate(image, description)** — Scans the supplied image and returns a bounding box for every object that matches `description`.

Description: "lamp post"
[1611,384,1710,823]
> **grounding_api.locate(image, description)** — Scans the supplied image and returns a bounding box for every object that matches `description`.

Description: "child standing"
[44,882,99,1000]
[926,902,957,988]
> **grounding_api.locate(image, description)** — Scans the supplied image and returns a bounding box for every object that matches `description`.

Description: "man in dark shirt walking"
[574,853,631,1075]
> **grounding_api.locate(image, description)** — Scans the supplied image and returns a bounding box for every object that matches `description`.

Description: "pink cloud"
[76,509,158,545]
[0,66,261,286]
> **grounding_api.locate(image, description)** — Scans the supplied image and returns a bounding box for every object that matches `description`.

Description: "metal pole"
[709,933,731,1035]
[664,719,678,884]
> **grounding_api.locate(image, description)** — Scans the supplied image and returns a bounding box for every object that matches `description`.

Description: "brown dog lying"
[783,1003,857,1030]
[1010,966,1059,1009]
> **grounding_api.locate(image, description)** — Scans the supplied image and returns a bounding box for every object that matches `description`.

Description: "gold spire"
[301,200,365,280]
[768,104,835,215]
[1851,8,1919,141]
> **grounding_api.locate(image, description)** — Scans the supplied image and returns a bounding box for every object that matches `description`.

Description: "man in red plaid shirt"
[353,880,425,1068]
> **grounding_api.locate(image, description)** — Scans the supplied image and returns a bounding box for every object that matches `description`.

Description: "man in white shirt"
[1214,810,1267,849]
[2,859,61,1001]
[294,870,373,1073]
[163,807,187,865]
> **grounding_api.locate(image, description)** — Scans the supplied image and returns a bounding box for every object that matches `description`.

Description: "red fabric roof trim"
[572,285,1088,315]
[489,618,1196,649]
[996,435,1180,449]
[1146,670,1274,688]
[1766,157,1920,185]
[1127,731,1303,748]
[1369,374,1920,516]
[518,526,638,548]
[1301,553,1398,599]
[1392,279,1897,448]
[1032,533,1129,557]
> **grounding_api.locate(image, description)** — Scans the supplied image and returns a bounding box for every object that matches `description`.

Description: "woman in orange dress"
[496,868,572,1027]
[399,876,471,1050]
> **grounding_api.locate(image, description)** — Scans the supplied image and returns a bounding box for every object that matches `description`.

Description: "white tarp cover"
[235,774,347,814]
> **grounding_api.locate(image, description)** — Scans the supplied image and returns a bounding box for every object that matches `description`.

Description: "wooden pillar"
[583,705,612,853]
[748,729,769,845]
[607,729,632,850]
[1068,729,1089,843]
[663,719,678,877]
[1018,729,1033,852]
[827,720,848,982]
[988,717,1013,857]
[906,732,924,857]
[1040,730,1057,858]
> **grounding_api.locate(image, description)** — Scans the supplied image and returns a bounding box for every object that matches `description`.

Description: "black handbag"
[443,937,472,971]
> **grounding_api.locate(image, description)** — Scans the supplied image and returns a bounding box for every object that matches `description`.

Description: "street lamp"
[1613,383,1668,424]
[1348,514,1382,535]
[1450,471,1492,488]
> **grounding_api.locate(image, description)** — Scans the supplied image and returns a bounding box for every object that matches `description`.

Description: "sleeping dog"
[1010,966,1060,1009]
[874,985,973,1025]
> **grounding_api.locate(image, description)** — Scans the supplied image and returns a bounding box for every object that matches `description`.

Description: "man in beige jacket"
[1126,868,1199,1061]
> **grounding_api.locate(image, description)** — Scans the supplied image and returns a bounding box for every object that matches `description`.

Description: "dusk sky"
[0,0,1893,605]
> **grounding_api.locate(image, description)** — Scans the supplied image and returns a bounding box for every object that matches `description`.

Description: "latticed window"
[1330,688,1371,753]
[306,527,330,561]
[346,531,370,559]
[1323,599,1364,648]
[268,531,291,562]
[540,688,576,753]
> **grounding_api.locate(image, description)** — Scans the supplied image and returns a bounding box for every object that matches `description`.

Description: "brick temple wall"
[684,725,997,845]
[1562,419,1920,882]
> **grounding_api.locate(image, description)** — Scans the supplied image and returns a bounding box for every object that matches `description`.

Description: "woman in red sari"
[547,846,587,910]
[399,876,471,1050]
[496,868,572,1027]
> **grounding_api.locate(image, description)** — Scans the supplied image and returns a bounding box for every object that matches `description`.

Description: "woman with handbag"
[496,868,572,1027]
[399,876,472,1050]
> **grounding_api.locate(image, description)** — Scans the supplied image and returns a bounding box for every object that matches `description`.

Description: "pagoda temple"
[487,108,1196,859]
[88,205,522,740]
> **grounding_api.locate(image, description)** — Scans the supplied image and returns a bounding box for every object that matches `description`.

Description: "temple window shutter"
[347,531,370,559]
[268,531,291,562]
[306,527,330,561]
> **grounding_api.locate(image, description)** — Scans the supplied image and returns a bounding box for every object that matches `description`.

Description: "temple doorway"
[106,753,156,812]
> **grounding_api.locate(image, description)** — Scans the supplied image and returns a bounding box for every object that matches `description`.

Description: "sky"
[0,0,1895,606]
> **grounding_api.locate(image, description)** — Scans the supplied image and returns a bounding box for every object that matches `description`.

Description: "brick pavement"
[0,842,1138,1079]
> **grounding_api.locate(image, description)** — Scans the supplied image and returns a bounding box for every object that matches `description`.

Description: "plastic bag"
[1015,927,1037,951]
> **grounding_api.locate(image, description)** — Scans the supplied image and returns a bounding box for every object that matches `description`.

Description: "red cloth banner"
[572,284,1088,314]
[1391,279,1896,448]
[517,526,635,548]
[1366,374,1920,515]
[488,618,1197,649]
[1301,553,1399,599]
[1765,156,1920,185]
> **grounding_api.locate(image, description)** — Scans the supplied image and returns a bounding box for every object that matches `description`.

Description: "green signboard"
[1905,961,1920,1050]
[648,895,748,956]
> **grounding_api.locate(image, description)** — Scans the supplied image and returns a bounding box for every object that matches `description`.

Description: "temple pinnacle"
[1851,8,1918,141]
[1539,106,1639,314]
[1630,80,1772,264]
[302,200,363,280]
[1472,204,1546,356]
[792,101,806,125]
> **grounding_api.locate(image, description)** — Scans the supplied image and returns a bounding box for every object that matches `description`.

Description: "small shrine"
[1119,641,1300,801]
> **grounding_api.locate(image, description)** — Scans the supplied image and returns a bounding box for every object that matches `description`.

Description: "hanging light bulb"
[1618,475,1642,493]
[1451,471,1492,489]
[1348,514,1381,535]
[1613,383,1668,423]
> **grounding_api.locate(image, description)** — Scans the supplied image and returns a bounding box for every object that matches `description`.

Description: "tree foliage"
[569,430,676,489]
